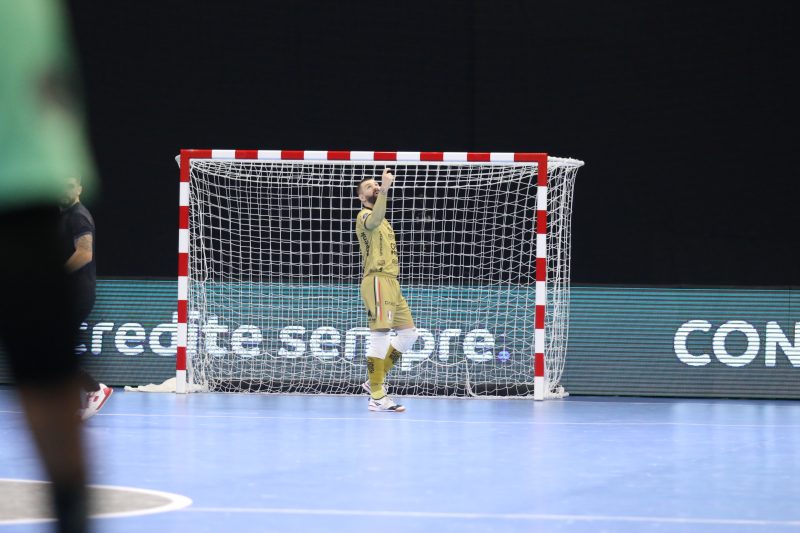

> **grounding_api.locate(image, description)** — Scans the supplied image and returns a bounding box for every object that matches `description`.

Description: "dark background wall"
[66,0,797,286]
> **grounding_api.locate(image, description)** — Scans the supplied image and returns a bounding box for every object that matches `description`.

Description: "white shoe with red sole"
[80,384,113,421]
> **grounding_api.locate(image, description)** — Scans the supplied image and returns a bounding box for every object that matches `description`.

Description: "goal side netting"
[176,151,583,399]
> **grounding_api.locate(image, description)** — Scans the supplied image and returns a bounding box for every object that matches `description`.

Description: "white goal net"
[178,151,583,398]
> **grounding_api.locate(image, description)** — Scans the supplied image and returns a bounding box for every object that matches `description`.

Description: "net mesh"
[186,157,583,397]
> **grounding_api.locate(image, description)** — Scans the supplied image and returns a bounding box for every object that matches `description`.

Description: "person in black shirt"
[59,176,112,419]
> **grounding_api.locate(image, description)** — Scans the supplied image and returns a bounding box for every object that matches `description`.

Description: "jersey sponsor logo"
[359,231,370,255]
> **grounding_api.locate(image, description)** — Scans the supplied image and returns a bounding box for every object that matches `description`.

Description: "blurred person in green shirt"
[0,1,97,531]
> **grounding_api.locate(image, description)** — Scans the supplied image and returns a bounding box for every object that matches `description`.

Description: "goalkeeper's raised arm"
[358,167,394,230]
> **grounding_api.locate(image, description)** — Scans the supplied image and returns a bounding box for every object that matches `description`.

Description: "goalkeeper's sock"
[383,346,402,375]
[367,357,385,399]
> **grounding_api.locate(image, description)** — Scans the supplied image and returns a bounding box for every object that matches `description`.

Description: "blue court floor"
[1,389,799,532]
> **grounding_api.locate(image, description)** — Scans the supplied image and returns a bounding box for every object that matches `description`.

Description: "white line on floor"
[0,478,192,525]
[183,506,800,527]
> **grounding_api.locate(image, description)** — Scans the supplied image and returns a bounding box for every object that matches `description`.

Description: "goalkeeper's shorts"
[360,273,414,330]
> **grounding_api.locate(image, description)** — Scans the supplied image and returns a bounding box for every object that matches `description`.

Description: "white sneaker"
[80,384,113,421]
[368,395,405,413]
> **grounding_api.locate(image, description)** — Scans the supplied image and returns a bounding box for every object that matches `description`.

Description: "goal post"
[176,149,584,399]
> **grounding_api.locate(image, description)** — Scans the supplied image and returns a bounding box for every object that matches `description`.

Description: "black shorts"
[0,205,81,385]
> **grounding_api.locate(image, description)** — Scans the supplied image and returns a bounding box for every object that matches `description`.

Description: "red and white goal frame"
[177,149,567,400]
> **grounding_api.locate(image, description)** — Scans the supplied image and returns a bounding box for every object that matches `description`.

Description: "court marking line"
[0,410,798,428]
[183,506,800,527]
[1,389,798,409]
[182,392,800,408]
[0,478,192,525]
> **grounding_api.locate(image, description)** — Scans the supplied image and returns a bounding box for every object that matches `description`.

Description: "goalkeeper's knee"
[366,331,391,360]
[391,328,419,354]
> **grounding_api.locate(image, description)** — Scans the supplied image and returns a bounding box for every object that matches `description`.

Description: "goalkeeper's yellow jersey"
[355,207,399,278]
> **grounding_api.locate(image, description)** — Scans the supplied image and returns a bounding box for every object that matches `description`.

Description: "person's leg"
[360,275,405,410]
[71,294,113,421]
[78,369,100,393]
[384,282,417,377]
[17,382,87,532]
[380,324,417,396]
[383,326,415,375]
[72,298,101,393]
[366,330,390,399]
[0,206,88,533]
[361,274,390,398]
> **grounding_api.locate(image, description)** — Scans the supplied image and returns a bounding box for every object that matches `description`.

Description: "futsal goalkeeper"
[355,168,418,412]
